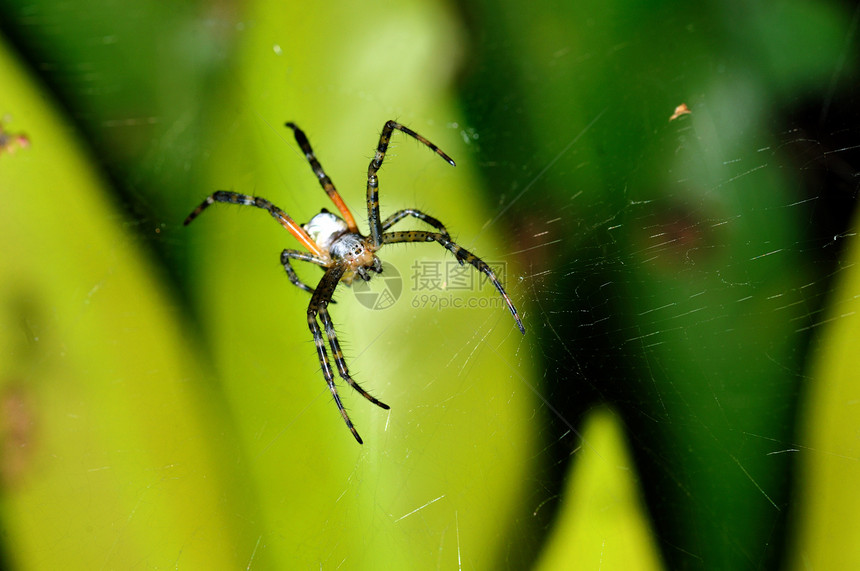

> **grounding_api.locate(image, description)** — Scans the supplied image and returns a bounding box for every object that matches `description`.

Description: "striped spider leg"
[306,264,390,443]
[366,120,525,333]
[381,231,525,334]
[184,120,524,444]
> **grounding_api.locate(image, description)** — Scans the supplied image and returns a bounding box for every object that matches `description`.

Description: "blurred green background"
[0,0,858,568]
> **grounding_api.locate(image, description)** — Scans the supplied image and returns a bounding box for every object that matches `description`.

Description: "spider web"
[466,112,860,568]
[451,18,860,571]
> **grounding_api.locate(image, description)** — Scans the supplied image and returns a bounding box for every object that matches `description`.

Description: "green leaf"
[0,30,250,570]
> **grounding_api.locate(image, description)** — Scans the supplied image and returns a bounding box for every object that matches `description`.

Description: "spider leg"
[382,230,526,334]
[308,267,360,442]
[367,120,456,247]
[381,208,451,239]
[308,266,387,444]
[184,191,325,259]
[318,303,390,409]
[285,122,359,233]
[280,249,329,295]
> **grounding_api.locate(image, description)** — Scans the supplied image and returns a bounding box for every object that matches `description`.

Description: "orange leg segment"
[184,191,326,259]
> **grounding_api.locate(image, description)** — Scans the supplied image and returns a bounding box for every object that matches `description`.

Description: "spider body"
[185,120,524,443]
[304,209,382,284]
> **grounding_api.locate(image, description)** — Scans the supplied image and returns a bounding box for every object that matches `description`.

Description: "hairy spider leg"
[285,122,359,233]
[280,249,329,294]
[280,249,339,304]
[308,266,389,444]
[366,120,456,247]
[184,191,326,259]
[318,305,389,408]
[381,208,452,239]
[382,230,526,334]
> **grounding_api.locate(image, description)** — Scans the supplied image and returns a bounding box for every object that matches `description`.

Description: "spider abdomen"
[303,209,349,253]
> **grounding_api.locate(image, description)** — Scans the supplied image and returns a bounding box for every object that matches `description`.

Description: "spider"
[185,120,525,443]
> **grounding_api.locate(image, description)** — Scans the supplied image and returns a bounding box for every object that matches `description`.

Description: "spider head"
[324,224,381,285]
